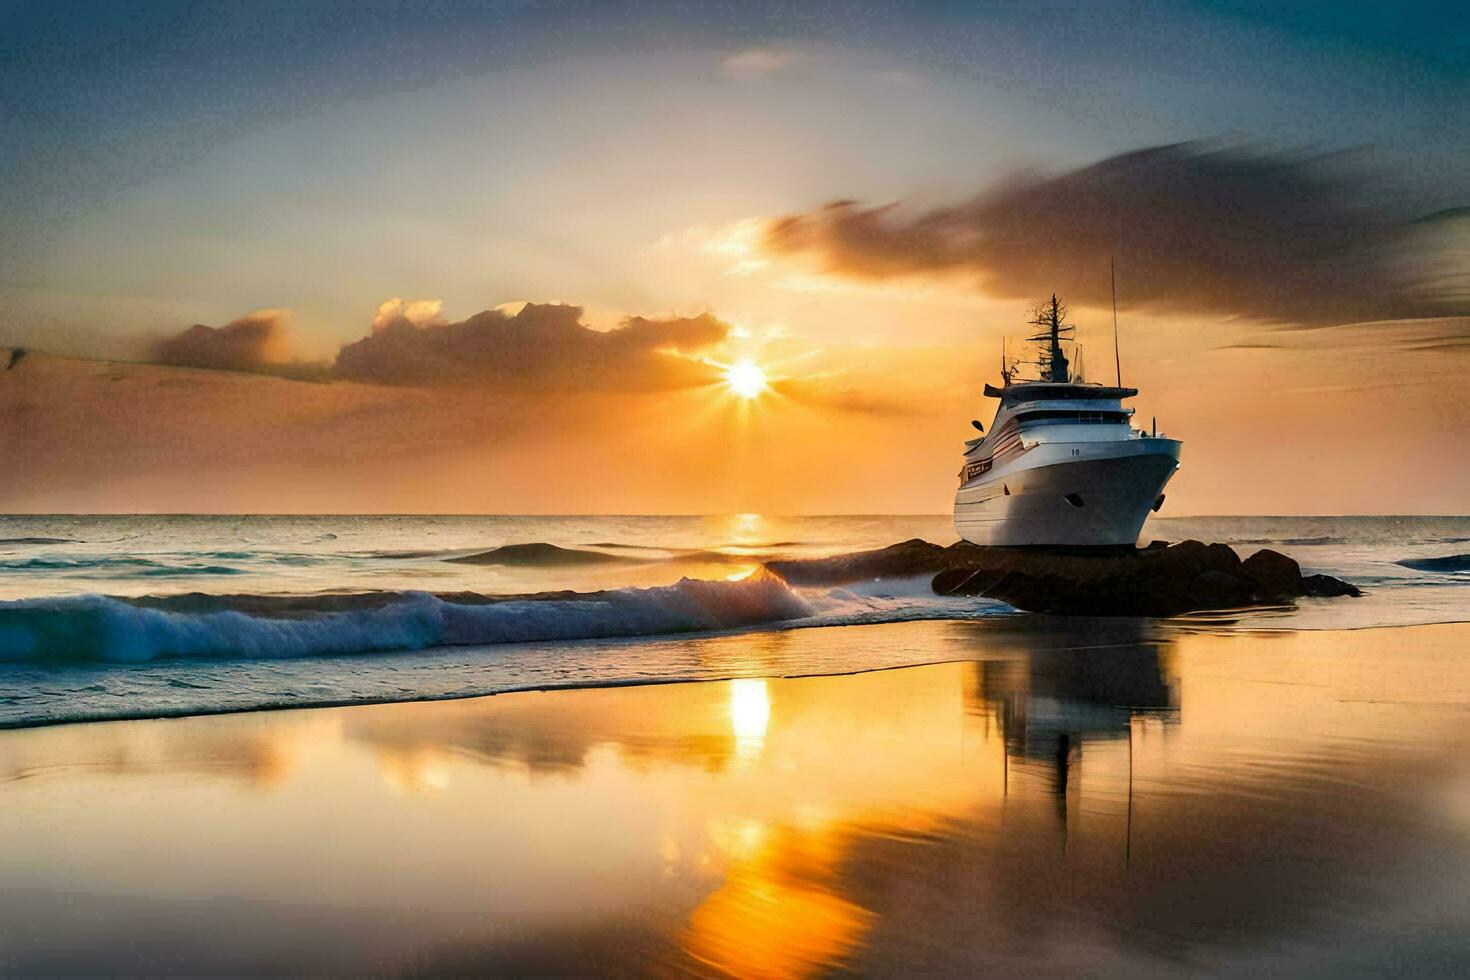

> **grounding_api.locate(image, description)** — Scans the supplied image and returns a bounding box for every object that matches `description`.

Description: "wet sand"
[3,620,1469,976]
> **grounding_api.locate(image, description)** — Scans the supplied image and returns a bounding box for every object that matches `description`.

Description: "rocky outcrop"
[928,541,1360,616]
[762,537,1361,617]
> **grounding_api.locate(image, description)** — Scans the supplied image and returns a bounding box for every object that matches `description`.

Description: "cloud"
[153,309,296,371]
[771,377,918,417]
[334,302,728,390]
[148,301,731,390]
[761,143,1469,328]
[722,46,801,77]
[371,297,445,332]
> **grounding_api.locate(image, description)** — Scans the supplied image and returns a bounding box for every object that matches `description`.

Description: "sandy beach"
[4,619,1468,976]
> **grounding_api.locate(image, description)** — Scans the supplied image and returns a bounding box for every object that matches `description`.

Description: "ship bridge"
[984,382,1138,402]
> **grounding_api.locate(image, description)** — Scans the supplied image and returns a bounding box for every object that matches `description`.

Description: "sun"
[723,359,768,399]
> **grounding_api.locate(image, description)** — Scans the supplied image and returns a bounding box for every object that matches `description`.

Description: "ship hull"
[955,440,1181,548]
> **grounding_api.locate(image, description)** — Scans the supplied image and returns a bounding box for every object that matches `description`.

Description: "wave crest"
[447,542,634,566]
[0,571,813,665]
[1397,554,1470,573]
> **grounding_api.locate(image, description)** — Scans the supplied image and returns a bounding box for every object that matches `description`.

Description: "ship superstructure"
[954,296,1181,548]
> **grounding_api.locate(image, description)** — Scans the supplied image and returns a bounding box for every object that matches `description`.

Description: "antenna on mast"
[1111,256,1122,388]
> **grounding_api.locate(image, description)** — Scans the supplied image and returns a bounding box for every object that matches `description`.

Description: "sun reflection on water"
[730,677,771,741]
[730,677,771,763]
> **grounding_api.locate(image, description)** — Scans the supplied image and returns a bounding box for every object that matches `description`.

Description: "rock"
[931,566,1008,596]
[1240,549,1302,599]
[978,571,1071,614]
[1164,540,1240,571]
[1188,570,1254,608]
[1204,542,1244,570]
[1301,573,1363,598]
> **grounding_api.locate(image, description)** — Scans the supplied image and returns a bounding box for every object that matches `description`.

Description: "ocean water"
[1,514,1467,727]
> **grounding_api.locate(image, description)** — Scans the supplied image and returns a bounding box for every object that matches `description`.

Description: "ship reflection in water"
[3,621,1469,975]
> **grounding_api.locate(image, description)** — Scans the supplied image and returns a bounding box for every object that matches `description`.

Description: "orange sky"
[3,300,1467,515]
[1,32,1465,515]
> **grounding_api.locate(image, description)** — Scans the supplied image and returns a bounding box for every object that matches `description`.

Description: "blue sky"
[3,1,1465,352]
[4,1,1464,217]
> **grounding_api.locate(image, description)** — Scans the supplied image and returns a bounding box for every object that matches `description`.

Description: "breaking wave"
[1397,554,1470,574]
[0,571,818,664]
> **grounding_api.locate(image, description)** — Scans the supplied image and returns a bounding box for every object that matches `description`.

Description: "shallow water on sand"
[3,620,1468,975]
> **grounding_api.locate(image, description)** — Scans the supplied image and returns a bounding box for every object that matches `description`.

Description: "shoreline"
[0,658,974,733]
[5,617,1467,733]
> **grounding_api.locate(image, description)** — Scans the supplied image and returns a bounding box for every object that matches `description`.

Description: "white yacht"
[954,296,1181,548]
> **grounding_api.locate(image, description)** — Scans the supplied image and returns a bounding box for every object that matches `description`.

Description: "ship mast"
[1111,257,1123,388]
[1026,294,1074,383]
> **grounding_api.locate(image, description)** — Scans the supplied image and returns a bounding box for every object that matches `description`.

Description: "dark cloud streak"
[153,310,293,372]
[763,142,1468,329]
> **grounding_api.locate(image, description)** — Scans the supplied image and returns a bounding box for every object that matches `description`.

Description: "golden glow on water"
[3,623,1470,975]
[683,859,874,978]
[377,746,456,794]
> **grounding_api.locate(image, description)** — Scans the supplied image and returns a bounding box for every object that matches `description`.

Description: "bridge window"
[1014,410,1129,426]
